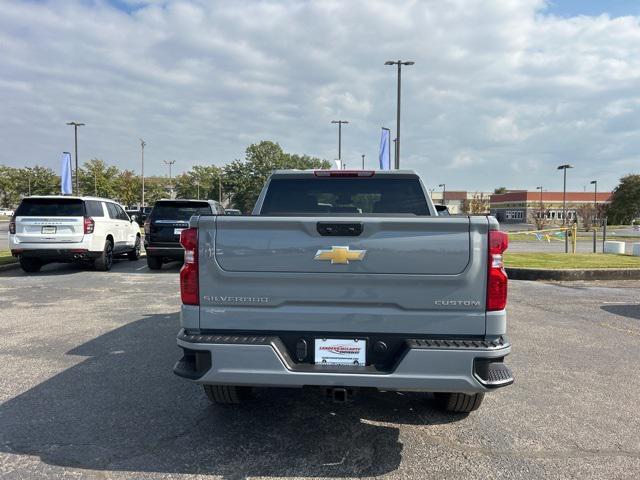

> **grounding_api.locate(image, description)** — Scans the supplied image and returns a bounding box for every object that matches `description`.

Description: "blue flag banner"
[379,128,390,170]
[61,152,72,195]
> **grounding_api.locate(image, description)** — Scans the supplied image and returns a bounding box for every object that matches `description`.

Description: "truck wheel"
[128,236,141,261]
[203,385,252,405]
[94,239,114,271]
[146,255,162,270]
[434,392,484,413]
[20,258,42,273]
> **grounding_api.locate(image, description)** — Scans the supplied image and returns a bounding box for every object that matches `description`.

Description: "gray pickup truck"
[174,170,513,412]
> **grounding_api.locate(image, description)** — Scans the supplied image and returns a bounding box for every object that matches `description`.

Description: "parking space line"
[136,265,148,271]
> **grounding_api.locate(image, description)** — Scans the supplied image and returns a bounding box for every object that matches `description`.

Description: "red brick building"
[489,191,612,224]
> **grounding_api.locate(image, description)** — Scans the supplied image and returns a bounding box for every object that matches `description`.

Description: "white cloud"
[0,0,639,192]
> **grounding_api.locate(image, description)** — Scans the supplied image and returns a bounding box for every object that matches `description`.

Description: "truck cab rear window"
[261,178,429,215]
[15,198,85,217]
[151,202,212,221]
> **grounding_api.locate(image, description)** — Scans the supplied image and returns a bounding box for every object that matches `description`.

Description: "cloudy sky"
[1,0,639,192]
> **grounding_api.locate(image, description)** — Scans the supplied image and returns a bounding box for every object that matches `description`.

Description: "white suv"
[8,196,141,273]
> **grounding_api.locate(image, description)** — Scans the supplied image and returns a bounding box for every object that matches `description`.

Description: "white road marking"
[136,265,148,271]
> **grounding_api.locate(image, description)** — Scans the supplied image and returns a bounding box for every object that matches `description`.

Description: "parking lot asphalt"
[0,260,639,479]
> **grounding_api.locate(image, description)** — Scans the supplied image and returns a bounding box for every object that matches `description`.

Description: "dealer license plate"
[41,226,57,234]
[174,228,185,236]
[314,338,366,366]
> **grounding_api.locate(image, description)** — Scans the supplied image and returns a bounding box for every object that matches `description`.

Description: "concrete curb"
[0,261,19,272]
[506,267,640,281]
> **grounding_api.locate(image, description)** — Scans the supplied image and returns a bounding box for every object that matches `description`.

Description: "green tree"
[79,159,120,198]
[494,187,507,194]
[223,141,330,213]
[175,165,222,200]
[607,174,640,225]
[115,170,142,206]
[0,165,59,207]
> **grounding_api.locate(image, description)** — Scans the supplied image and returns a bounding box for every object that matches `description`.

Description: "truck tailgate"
[197,216,489,336]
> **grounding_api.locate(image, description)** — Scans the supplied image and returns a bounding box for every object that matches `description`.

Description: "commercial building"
[489,191,612,224]
[430,191,492,214]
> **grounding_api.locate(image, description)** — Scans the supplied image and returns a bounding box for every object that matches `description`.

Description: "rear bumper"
[174,330,512,393]
[144,244,183,258]
[11,247,100,261]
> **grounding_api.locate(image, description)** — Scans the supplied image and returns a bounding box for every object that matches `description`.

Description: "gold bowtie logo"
[314,246,366,264]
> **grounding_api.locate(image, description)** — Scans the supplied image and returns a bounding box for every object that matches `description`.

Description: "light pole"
[195,180,200,200]
[331,120,348,167]
[361,154,365,170]
[164,160,176,198]
[536,186,543,207]
[27,170,31,196]
[439,183,446,204]
[590,180,597,209]
[94,171,97,196]
[140,139,146,207]
[385,60,414,169]
[557,164,574,226]
[558,164,574,253]
[66,121,85,195]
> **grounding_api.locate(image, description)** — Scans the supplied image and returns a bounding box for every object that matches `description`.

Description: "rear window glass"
[15,198,85,217]
[85,201,104,217]
[150,202,212,221]
[261,177,429,215]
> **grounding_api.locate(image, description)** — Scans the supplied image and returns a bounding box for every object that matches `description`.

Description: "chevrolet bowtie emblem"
[314,246,366,264]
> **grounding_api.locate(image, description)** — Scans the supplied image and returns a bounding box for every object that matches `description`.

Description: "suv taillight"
[9,216,16,234]
[144,220,151,235]
[487,230,508,311]
[84,217,95,234]
[180,228,199,305]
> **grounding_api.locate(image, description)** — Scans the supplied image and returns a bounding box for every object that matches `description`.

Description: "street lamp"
[590,180,598,209]
[385,60,414,169]
[439,183,446,204]
[195,180,200,200]
[66,121,85,195]
[361,154,365,170]
[331,120,348,167]
[557,164,574,226]
[140,139,146,207]
[164,160,176,198]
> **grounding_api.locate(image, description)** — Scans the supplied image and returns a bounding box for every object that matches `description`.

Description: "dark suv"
[144,199,224,270]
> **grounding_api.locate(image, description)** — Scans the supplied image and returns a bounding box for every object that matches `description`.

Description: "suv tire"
[128,236,141,261]
[20,258,42,273]
[203,385,252,405]
[94,239,114,271]
[434,392,484,413]
[147,255,162,270]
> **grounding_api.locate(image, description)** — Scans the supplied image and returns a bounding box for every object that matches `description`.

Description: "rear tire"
[20,258,42,273]
[128,236,141,261]
[203,385,252,405]
[434,392,484,413]
[94,239,114,271]
[146,255,162,270]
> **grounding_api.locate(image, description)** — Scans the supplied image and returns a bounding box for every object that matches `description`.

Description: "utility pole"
[94,171,97,196]
[331,120,348,167]
[590,180,597,209]
[66,121,85,195]
[439,183,446,204]
[140,139,146,207]
[219,175,222,203]
[196,180,200,200]
[385,60,414,169]
[361,154,365,170]
[164,160,176,198]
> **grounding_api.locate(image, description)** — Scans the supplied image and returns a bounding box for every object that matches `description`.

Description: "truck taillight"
[83,217,95,234]
[180,227,199,305]
[487,230,508,311]
[9,216,16,234]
